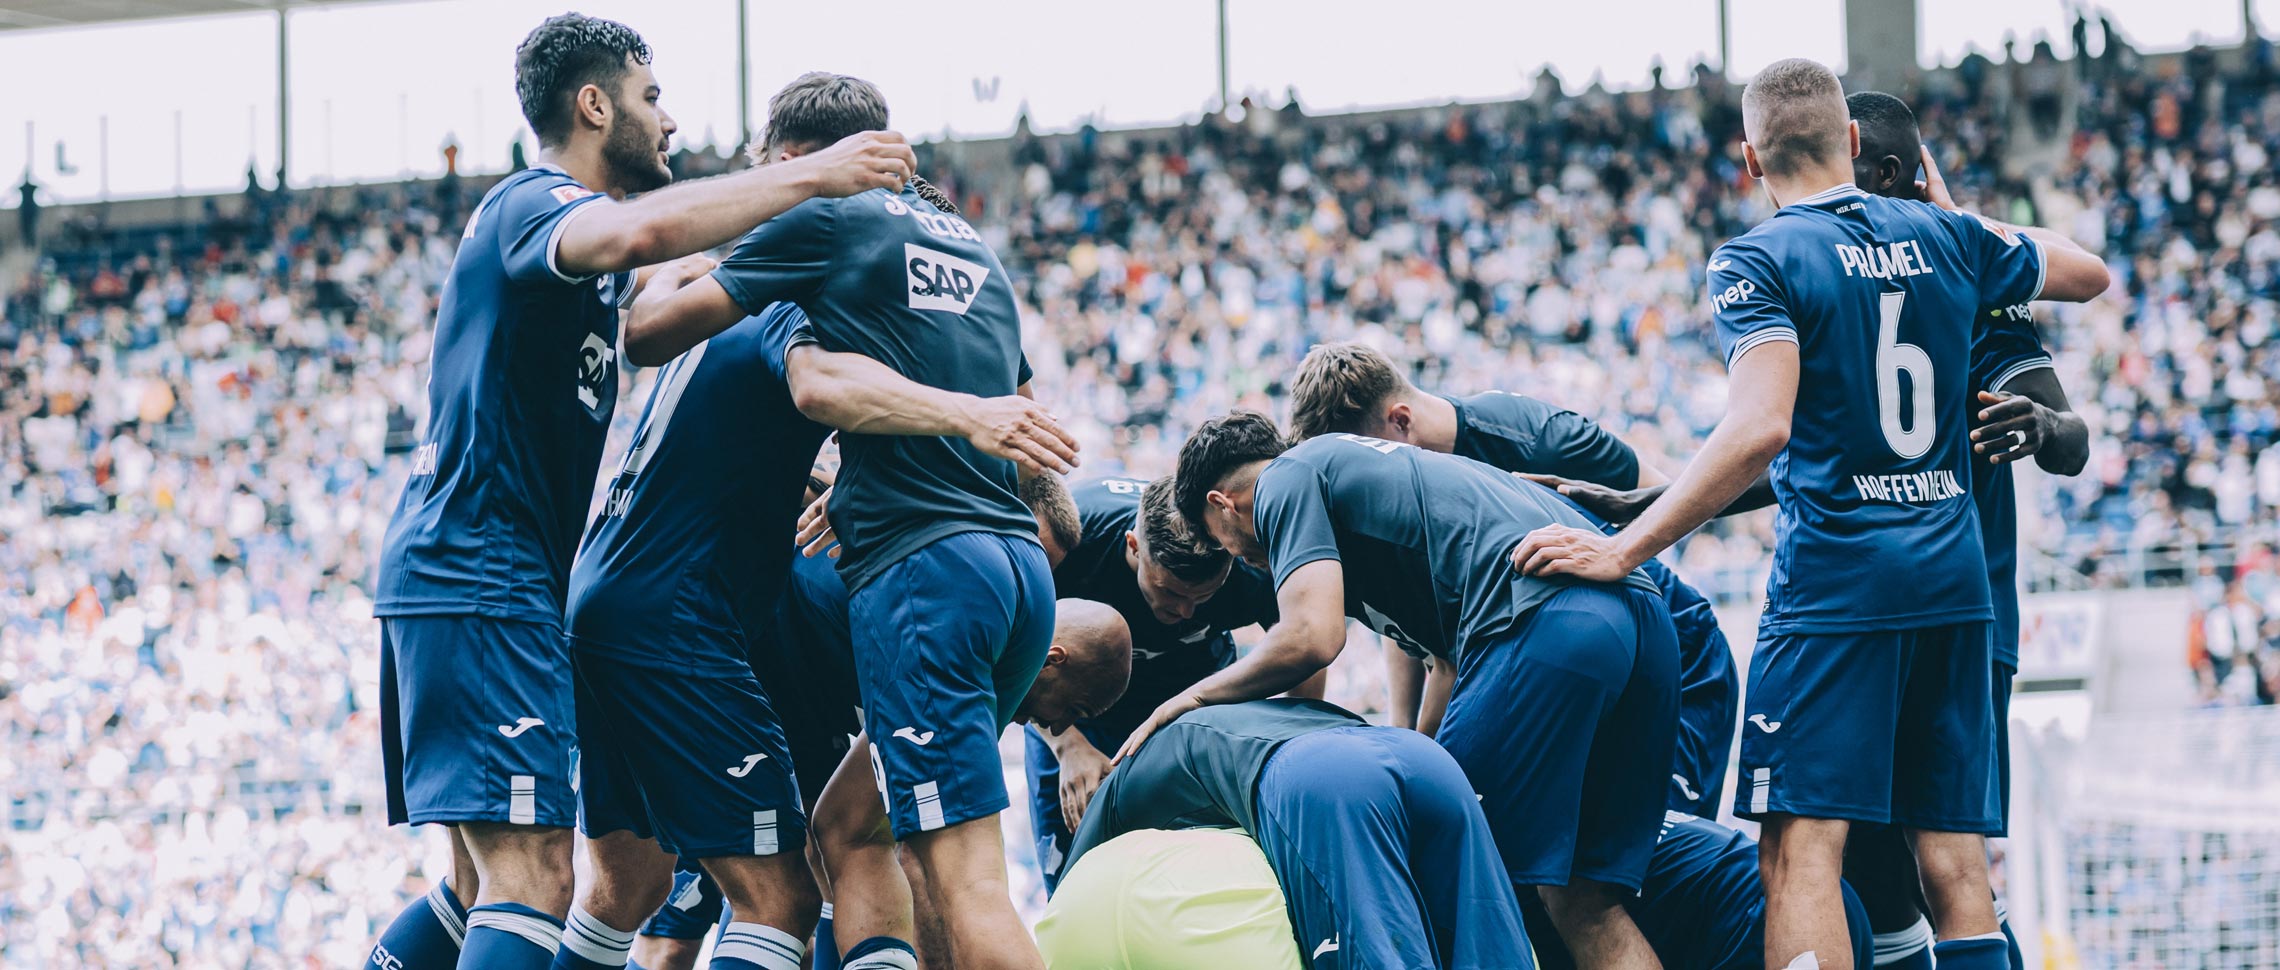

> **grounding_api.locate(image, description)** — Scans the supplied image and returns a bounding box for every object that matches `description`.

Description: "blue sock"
[811,903,839,970]
[1932,935,2011,970]
[1871,916,1934,970]
[550,904,636,969]
[462,902,565,970]
[840,936,916,970]
[1996,897,2025,970]
[373,880,468,969]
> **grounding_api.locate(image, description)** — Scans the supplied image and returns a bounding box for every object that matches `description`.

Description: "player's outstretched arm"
[1918,145,2110,303]
[623,262,744,366]
[1520,470,1777,524]
[554,130,914,278]
[1113,559,1347,764]
[1514,342,1798,581]
[782,345,1079,476]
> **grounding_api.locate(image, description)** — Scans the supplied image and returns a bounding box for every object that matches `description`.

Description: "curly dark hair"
[515,13,652,147]
[1173,410,1290,532]
[1139,477,1228,582]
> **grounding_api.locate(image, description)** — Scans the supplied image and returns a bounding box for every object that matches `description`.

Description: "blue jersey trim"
[1727,326,1798,367]
[1987,357,2054,394]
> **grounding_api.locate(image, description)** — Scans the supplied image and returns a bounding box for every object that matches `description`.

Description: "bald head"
[1742,57,1854,179]
[1015,599,1134,734]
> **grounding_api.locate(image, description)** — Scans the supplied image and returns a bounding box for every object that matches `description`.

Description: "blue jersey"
[1053,477,1279,743]
[1708,187,2046,634]
[1969,304,2056,669]
[376,166,631,622]
[565,304,832,676]
[710,186,1036,594]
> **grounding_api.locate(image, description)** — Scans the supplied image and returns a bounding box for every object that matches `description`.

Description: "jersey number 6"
[1875,290,1935,460]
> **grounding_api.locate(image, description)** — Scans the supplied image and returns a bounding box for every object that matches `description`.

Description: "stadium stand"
[3,18,2279,965]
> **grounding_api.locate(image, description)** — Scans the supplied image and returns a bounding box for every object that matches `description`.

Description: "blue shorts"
[749,615,862,804]
[380,615,577,827]
[849,531,1055,839]
[1738,623,2000,833]
[1438,584,1679,891]
[1671,627,1739,819]
[1993,660,2015,836]
[1254,726,1532,970]
[639,858,726,940]
[1023,722,1122,894]
[573,651,805,858]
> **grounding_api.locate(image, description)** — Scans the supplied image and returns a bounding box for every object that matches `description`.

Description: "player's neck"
[1405,392,1459,453]
[537,145,626,199]
[1762,161,1857,209]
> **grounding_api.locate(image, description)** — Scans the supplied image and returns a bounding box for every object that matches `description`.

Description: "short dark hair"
[1173,411,1290,532]
[1742,58,1849,177]
[515,13,652,148]
[756,72,889,163]
[1021,473,1081,554]
[1846,91,1921,169]
[1289,342,1408,440]
[1139,477,1229,582]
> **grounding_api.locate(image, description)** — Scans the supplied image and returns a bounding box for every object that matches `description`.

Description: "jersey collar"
[1788,183,1866,208]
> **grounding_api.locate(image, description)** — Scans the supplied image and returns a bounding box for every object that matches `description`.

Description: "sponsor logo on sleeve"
[550,184,595,206]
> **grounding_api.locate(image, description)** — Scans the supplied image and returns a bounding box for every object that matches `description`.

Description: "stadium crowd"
[4,17,2279,964]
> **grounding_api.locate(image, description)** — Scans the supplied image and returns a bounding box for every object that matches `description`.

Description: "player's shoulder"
[1453,389,1556,424]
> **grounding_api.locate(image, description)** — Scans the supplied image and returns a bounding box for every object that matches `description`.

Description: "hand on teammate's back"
[1517,472,1654,524]
[1054,734,1112,832]
[960,395,1081,476]
[1114,692,1204,765]
[794,130,916,197]
[1510,524,1637,582]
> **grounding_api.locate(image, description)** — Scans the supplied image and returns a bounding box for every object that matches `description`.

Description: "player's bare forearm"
[1611,343,1798,568]
[786,344,982,437]
[624,272,743,366]
[1041,723,1105,761]
[555,131,914,277]
[1994,368,2090,476]
[1384,642,1425,730]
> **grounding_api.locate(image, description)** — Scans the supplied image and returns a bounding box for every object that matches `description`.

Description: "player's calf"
[812,738,919,970]
[703,852,822,970]
[456,822,578,970]
[1536,878,1663,970]
[1760,815,1856,970]
[1906,830,1999,940]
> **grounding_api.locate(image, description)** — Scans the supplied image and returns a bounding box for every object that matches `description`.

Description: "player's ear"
[1386,402,1411,435]
[1742,142,1765,181]
[1125,530,1140,555]
[576,83,610,134]
[1045,643,1068,667]
[1847,120,1862,159]
[1206,489,1234,514]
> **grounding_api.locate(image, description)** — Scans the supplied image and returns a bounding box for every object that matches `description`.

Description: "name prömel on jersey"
[1834,240,1935,280]
[906,244,990,315]
[1852,469,1965,503]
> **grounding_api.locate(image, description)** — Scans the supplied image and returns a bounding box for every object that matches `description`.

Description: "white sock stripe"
[466,909,564,955]
[844,949,919,970]
[818,902,834,920]
[719,922,804,953]
[425,884,466,946]
[715,931,804,970]
[560,907,634,964]
[1993,897,2009,923]
[1949,931,2008,943]
[1872,916,1936,964]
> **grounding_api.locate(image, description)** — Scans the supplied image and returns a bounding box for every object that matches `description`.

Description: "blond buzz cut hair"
[1742,57,1852,178]
[1288,342,1411,441]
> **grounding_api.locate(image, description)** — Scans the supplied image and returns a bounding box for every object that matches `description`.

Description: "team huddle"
[363,13,2111,970]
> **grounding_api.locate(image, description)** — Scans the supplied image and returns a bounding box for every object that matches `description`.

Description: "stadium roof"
[0,0,409,31]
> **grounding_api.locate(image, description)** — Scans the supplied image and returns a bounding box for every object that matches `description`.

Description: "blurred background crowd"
[3,16,2277,966]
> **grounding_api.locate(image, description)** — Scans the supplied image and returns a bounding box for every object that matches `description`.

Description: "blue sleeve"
[1252,460,1341,590]
[1018,353,1035,387]
[1705,242,1796,368]
[1534,407,1641,489]
[1942,208,2048,310]
[1973,305,2055,394]
[1229,563,1282,630]
[492,171,610,285]
[711,199,835,315]
[758,304,810,385]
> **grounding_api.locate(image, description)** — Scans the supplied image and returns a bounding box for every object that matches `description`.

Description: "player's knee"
[1909,834,1991,895]
[461,822,576,909]
[708,852,822,930]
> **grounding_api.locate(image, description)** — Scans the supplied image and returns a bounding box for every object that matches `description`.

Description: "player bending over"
[1511,58,2108,970]
[367,16,912,970]
[1141,411,1679,970]
[1289,343,1737,817]
[1016,473,1290,890]
[1058,698,1529,970]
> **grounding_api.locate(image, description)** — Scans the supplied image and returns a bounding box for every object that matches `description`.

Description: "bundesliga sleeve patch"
[1975,215,2022,246]
[551,184,596,206]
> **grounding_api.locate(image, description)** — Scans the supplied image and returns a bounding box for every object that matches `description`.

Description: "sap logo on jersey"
[577,333,614,410]
[907,244,990,314]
